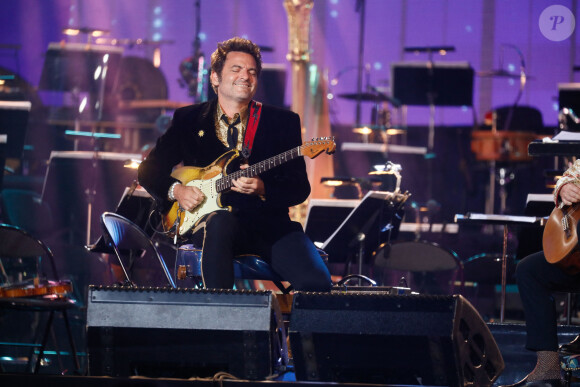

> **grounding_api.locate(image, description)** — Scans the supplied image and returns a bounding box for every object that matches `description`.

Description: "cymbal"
[337,92,400,105]
[477,69,535,80]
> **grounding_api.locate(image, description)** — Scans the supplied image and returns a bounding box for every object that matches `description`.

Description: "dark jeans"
[516,251,580,351]
[191,211,332,291]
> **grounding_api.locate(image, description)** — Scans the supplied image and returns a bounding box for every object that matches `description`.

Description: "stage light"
[63,28,80,36]
[124,159,142,169]
[353,126,372,135]
[321,179,343,186]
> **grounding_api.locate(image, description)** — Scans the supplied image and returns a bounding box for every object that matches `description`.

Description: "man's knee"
[205,211,237,235]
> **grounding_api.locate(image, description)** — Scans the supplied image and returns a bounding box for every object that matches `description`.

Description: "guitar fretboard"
[215,146,302,192]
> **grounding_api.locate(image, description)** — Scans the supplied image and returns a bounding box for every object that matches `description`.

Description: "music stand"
[391,61,474,149]
[304,198,360,245]
[39,43,122,95]
[558,83,580,131]
[39,42,123,136]
[41,150,142,245]
[321,191,407,281]
[0,100,31,190]
[391,61,473,202]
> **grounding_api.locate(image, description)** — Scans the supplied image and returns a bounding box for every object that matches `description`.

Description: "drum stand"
[455,213,545,322]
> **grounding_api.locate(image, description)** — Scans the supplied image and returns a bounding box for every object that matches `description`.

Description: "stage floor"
[1,322,579,387]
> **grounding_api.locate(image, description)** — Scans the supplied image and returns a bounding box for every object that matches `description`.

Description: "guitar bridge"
[562,213,572,239]
[562,214,569,231]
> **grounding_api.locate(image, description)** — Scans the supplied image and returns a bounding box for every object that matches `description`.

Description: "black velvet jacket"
[137,99,310,232]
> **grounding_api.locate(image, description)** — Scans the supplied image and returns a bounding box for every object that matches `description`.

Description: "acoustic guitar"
[543,203,580,274]
[163,137,336,237]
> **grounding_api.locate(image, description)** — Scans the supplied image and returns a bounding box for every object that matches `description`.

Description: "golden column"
[284,0,334,212]
[283,0,312,119]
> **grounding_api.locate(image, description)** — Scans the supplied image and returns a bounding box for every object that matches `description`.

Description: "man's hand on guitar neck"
[173,183,205,212]
[559,183,580,206]
[231,164,265,196]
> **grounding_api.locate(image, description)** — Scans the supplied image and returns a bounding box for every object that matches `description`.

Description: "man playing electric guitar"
[499,160,580,387]
[137,37,332,291]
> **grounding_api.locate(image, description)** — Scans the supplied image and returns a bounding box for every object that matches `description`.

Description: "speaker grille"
[289,292,504,386]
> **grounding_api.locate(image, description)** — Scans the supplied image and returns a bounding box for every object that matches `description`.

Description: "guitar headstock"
[301,137,337,159]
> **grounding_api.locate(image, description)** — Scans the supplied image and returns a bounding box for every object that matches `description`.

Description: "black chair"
[175,242,330,294]
[0,224,80,374]
[100,212,176,288]
[175,244,293,293]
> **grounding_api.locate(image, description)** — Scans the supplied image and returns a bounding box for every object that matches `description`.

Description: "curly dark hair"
[210,37,262,79]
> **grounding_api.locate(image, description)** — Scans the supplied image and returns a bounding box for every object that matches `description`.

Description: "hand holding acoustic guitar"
[543,182,580,274]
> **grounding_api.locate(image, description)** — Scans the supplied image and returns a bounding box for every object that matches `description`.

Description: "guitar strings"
[216,148,300,190]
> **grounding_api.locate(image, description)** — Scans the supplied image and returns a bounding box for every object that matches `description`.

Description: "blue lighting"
[64,131,121,139]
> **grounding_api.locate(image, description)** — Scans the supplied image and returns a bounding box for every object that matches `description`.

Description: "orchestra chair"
[100,212,176,288]
[0,224,81,374]
[175,242,329,295]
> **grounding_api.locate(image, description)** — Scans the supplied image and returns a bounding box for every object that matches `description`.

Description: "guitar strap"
[241,100,262,159]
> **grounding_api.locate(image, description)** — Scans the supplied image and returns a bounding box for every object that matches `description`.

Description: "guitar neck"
[216,146,302,192]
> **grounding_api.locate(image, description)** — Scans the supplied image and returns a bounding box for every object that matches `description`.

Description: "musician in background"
[501,162,580,387]
[138,37,331,291]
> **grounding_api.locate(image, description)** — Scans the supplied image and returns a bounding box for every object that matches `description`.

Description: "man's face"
[211,51,258,105]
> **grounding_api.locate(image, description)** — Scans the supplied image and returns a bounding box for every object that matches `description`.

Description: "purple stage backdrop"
[0,0,577,129]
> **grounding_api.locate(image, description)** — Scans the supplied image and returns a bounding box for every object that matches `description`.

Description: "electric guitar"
[163,137,336,236]
[543,203,580,274]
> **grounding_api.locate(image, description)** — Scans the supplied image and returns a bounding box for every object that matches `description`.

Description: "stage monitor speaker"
[289,292,504,386]
[86,286,287,380]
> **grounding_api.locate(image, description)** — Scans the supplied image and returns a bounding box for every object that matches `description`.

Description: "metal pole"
[500,225,508,322]
[355,0,366,126]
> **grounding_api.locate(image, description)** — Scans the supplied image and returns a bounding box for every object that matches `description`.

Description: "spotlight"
[124,159,142,169]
